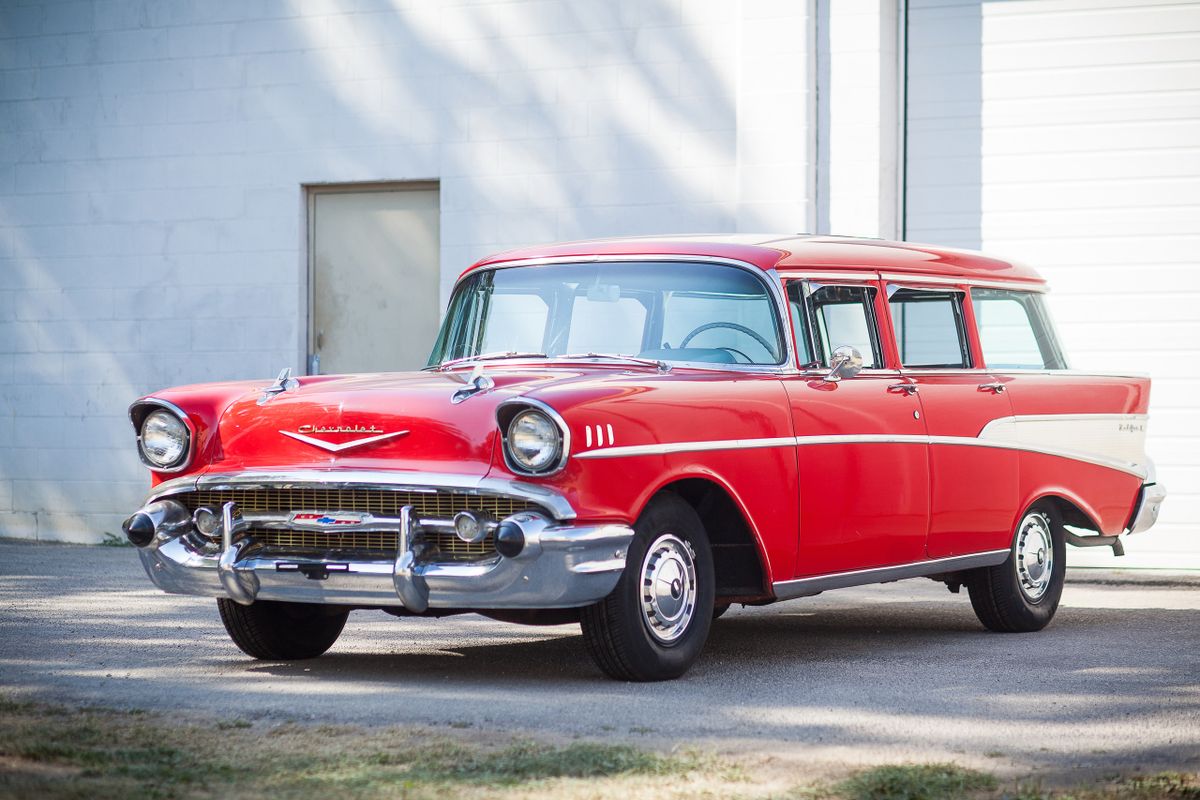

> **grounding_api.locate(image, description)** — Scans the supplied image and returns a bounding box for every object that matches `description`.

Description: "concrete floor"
[1,540,1197,782]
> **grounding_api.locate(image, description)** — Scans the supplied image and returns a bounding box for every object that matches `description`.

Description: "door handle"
[978,382,1007,394]
[888,383,918,396]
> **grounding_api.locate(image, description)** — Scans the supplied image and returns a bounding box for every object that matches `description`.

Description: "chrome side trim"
[773,549,1010,600]
[575,436,799,459]
[128,398,197,475]
[143,470,578,520]
[574,431,1147,478]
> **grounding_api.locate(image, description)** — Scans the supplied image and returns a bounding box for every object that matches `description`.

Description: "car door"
[782,278,930,577]
[881,281,1018,558]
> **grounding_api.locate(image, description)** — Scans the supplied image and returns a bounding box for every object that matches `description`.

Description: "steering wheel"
[678,322,778,360]
[715,346,754,363]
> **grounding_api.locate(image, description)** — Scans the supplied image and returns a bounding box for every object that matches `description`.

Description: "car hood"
[209,369,574,475]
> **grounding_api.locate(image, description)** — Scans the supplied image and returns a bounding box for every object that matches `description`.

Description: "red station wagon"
[123,236,1166,681]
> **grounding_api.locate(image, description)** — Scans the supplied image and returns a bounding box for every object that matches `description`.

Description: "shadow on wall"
[0,0,749,541]
[903,0,981,249]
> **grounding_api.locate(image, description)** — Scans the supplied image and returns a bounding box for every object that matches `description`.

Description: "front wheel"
[580,494,715,681]
[217,598,349,660]
[967,502,1066,632]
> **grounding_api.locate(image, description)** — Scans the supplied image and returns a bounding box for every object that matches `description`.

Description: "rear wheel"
[967,502,1065,632]
[581,494,714,681]
[217,599,349,660]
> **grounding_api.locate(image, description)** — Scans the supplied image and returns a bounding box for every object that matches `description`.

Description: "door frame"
[303,180,440,375]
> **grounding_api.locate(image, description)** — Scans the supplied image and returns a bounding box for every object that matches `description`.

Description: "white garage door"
[905,0,1200,569]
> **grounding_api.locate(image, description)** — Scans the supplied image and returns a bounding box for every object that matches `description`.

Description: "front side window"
[787,282,882,368]
[429,261,785,367]
[887,287,972,368]
[971,288,1067,370]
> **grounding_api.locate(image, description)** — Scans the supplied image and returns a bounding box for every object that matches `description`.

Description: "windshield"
[428,261,786,367]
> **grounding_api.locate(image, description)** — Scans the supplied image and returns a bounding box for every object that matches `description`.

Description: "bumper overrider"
[123,471,634,612]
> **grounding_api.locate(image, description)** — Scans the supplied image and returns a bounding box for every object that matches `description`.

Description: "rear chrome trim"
[773,549,1011,600]
[144,470,577,520]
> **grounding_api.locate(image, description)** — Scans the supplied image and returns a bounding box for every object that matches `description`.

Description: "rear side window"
[971,288,1067,370]
[887,287,972,368]
[787,282,882,368]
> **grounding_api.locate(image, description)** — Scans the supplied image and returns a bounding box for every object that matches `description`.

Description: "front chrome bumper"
[128,473,634,611]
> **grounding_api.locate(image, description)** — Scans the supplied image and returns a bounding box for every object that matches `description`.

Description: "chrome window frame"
[884,283,974,370]
[783,276,893,375]
[428,255,800,375]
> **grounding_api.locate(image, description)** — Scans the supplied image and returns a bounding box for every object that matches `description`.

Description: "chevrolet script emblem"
[279,424,408,452]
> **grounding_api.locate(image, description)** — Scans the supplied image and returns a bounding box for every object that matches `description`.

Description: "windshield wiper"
[558,353,671,373]
[437,351,547,370]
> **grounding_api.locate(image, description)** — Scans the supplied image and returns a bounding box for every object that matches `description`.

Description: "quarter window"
[888,287,971,368]
[971,288,1066,370]
[787,283,881,368]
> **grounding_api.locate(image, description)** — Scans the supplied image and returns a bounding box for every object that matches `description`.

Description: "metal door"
[308,183,440,374]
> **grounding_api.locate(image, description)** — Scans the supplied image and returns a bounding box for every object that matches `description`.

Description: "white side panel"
[978,414,1150,476]
[906,0,1200,569]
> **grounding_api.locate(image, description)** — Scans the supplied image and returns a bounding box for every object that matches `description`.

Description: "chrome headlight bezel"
[130,399,195,474]
[498,399,569,477]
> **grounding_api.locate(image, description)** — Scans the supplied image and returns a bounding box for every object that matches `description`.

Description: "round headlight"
[139,409,189,469]
[506,409,562,473]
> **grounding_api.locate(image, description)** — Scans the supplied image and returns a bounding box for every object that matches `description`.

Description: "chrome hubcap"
[640,533,697,644]
[1015,512,1054,602]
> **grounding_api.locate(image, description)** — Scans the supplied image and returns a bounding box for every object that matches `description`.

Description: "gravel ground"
[1,539,1197,784]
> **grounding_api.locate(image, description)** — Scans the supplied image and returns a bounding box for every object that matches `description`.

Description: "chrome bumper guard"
[132,500,633,611]
[1127,482,1166,535]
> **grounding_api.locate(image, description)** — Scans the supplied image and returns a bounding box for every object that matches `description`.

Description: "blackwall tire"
[967,502,1066,633]
[217,598,349,660]
[580,493,715,681]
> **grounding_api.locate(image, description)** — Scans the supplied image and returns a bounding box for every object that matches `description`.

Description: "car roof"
[465,234,1046,287]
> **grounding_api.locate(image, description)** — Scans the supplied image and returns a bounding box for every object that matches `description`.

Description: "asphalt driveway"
[1,540,1196,783]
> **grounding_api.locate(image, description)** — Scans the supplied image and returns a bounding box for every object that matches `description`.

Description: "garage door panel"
[982,179,1200,213]
[986,4,1200,41]
[986,63,1200,98]
[986,33,1200,72]
[986,90,1200,126]
[982,150,1200,183]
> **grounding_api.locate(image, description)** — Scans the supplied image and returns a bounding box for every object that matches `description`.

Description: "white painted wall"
[821,0,902,239]
[905,0,1200,568]
[0,0,817,542]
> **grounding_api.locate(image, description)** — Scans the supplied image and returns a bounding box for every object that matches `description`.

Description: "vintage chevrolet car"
[124,235,1165,681]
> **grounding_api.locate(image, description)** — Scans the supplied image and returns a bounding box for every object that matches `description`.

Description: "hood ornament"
[450,364,495,404]
[258,367,299,405]
[280,426,409,453]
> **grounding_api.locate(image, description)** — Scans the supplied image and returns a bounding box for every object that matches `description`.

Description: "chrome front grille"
[182,489,541,519]
[249,528,496,559]
[173,488,538,562]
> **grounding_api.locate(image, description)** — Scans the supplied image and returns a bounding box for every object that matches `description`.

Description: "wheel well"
[655,479,767,600]
[1038,495,1100,533]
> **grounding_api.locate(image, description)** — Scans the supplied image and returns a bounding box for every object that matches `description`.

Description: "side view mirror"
[824,346,863,382]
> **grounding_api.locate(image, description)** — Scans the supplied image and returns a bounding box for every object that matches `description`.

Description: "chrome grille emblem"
[289,511,371,529]
[279,425,408,452]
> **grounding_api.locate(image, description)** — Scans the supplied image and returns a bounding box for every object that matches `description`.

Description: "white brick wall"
[0,0,817,542]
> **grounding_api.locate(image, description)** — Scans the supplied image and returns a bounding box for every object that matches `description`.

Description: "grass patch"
[0,694,705,799]
[835,764,997,800]
[402,740,693,784]
[98,532,131,547]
